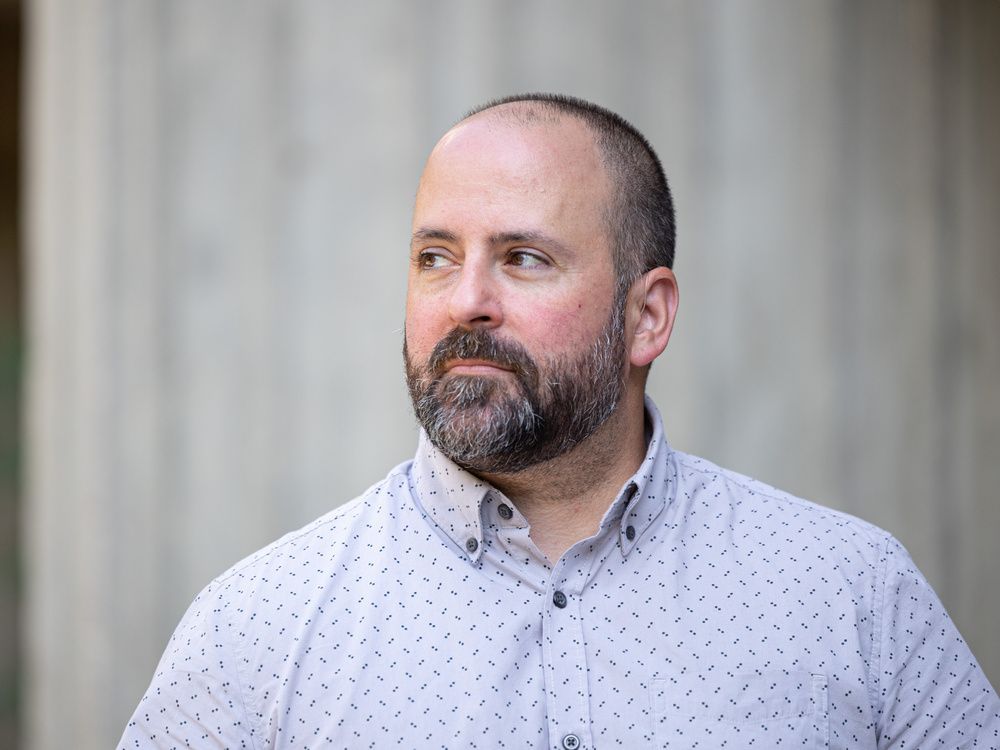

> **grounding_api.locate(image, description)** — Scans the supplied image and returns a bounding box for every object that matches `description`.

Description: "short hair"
[464,93,676,293]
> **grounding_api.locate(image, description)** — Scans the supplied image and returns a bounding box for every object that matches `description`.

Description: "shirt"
[120,397,1000,749]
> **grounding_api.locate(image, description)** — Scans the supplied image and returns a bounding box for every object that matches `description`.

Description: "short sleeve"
[117,577,256,749]
[874,535,1000,748]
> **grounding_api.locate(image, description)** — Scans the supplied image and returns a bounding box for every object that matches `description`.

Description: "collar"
[408,395,676,563]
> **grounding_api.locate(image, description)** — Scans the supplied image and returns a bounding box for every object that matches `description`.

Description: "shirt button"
[625,525,636,541]
[562,734,581,749]
[553,590,567,608]
[465,538,478,553]
[497,503,513,520]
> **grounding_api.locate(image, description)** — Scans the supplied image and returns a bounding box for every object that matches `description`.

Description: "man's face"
[404,113,625,473]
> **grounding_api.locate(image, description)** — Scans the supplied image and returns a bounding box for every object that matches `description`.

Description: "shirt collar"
[408,434,492,563]
[609,395,676,557]
[408,395,676,562]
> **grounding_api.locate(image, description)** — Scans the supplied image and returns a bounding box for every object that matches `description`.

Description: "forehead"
[413,112,612,236]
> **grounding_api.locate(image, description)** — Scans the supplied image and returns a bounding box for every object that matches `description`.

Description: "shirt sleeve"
[874,535,1000,748]
[117,577,257,749]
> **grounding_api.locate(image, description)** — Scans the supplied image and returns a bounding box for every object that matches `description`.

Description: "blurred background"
[0,0,997,748]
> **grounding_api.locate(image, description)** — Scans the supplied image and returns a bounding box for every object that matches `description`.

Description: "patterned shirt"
[120,398,999,749]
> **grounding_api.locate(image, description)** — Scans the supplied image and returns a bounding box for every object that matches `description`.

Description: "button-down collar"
[409,395,676,563]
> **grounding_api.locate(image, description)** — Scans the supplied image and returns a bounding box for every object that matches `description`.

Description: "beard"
[404,297,628,474]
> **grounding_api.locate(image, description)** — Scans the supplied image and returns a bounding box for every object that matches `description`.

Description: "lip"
[443,359,514,375]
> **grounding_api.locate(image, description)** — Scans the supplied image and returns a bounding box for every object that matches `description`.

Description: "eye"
[507,249,548,269]
[415,250,455,270]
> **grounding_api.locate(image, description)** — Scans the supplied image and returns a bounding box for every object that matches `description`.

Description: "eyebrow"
[411,228,458,248]
[489,230,549,246]
[411,227,575,257]
[493,230,576,259]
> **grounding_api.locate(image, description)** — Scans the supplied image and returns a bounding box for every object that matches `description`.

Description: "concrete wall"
[24,1,1000,748]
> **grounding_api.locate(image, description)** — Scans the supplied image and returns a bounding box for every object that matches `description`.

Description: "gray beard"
[404,297,627,474]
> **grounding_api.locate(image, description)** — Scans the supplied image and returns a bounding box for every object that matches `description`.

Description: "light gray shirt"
[120,398,999,749]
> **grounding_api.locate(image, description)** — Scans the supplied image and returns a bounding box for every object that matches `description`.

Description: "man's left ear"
[628,267,679,368]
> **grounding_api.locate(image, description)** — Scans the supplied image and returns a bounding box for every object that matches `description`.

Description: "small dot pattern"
[120,398,1000,749]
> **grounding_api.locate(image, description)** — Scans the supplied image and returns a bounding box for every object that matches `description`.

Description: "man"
[120,94,999,749]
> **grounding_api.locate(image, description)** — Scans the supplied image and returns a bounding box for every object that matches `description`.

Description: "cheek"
[405,332,438,368]
[404,297,448,363]
[517,298,609,353]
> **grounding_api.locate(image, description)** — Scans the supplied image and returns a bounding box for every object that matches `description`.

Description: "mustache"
[427,328,539,384]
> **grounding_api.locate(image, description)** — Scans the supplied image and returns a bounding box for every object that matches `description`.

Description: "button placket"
[542,567,592,750]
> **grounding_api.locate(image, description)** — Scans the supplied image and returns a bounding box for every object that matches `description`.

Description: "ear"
[628,268,679,368]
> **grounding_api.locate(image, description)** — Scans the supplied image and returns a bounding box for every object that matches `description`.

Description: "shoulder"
[155,458,418,652]
[670,449,893,564]
[205,459,415,595]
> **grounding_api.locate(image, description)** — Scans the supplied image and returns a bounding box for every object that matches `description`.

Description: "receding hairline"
[436,101,602,166]
[453,100,603,156]
[457,94,656,167]
[460,99,565,128]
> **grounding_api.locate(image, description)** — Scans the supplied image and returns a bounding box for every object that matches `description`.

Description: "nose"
[448,259,502,330]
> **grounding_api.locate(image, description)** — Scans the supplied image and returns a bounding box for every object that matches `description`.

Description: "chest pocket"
[650,670,829,748]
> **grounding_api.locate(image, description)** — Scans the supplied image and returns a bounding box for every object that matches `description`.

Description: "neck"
[476,386,648,564]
